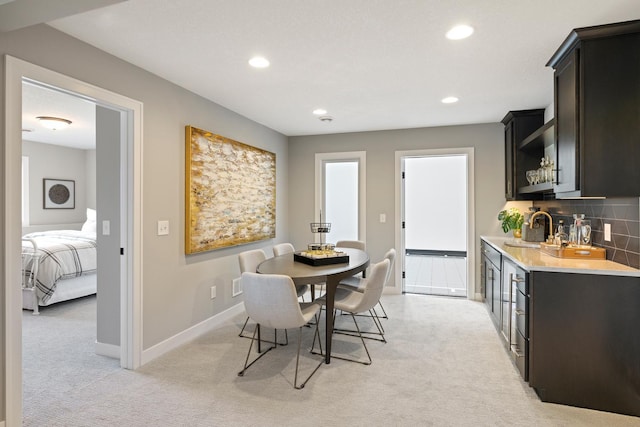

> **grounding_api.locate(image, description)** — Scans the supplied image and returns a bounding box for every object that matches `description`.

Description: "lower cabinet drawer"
[512,329,529,381]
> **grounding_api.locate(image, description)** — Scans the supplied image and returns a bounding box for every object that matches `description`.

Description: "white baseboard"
[95,341,121,359]
[141,302,245,365]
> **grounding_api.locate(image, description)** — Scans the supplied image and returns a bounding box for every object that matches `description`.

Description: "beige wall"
[288,123,508,294]
[1,24,289,421]
[2,23,517,426]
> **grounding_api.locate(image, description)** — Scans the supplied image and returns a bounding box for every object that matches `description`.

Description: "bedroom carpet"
[21,294,640,426]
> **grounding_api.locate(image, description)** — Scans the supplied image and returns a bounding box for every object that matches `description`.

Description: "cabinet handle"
[510,345,524,358]
[511,275,525,283]
[515,309,525,317]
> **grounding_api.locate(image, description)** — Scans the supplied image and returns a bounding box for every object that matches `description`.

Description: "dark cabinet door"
[553,49,580,194]
[501,110,545,201]
[504,120,515,200]
[548,20,640,198]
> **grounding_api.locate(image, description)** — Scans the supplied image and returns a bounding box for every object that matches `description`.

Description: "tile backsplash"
[533,197,640,269]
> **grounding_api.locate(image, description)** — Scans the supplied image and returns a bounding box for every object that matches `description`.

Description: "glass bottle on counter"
[554,219,568,245]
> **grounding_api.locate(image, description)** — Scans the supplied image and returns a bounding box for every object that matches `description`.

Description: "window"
[22,155,29,226]
[315,152,366,244]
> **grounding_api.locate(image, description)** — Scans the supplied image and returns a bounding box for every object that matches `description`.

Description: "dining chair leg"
[238,316,251,337]
[376,300,389,319]
[238,325,276,377]
[334,308,386,343]
[330,313,372,365]
[294,317,324,389]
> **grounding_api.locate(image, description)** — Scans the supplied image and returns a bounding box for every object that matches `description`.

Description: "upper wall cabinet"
[547,20,640,198]
[502,110,545,200]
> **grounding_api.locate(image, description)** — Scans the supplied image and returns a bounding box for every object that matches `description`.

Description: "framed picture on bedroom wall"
[43,178,75,209]
[185,125,276,254]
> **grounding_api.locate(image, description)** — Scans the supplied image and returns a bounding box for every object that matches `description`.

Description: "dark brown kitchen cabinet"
[501,110,545,200]
[501,258,529,381]
[547,20,640,198]
[480,240,501,328]
[528,271,640,417]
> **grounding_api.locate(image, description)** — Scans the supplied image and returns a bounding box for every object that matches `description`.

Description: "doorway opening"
[396,148,475,298]
[4,56,143,425]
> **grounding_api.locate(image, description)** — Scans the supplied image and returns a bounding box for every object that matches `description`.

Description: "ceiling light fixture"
[36,116,72,130]
[319,116,333,122]
[313,108,327,115]
[441,96,459,104]
[446,24,474,40]
[248,56,270,68]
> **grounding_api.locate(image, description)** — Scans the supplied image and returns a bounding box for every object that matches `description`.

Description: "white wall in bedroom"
[22,140,96,228]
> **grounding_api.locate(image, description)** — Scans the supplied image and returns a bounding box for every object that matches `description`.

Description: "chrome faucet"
[529,211,553,243]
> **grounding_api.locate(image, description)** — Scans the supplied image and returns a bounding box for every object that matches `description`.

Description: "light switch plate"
[604,223,611,241]
[102,220,110,236]
[380,213,386,223]
[157,220,169,236]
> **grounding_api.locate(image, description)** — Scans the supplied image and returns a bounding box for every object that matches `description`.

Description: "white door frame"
[394,148,476,298]
[3,55,143,425]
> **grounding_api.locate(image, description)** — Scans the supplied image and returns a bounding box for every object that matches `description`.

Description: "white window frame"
[315,151,366,243]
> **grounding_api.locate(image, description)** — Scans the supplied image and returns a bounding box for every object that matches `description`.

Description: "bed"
[21,229,97,314]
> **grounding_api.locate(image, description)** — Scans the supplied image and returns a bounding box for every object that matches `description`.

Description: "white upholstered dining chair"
[272,243,311,300]
[237,249,267,338]
[313,258,390,365]
[337,248,395,338]
[237,272,324,389]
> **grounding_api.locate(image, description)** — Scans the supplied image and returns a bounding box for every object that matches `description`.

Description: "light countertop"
[481,236,640,277]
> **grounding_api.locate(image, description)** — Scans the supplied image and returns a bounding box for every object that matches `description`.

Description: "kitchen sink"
[503,239,541,249]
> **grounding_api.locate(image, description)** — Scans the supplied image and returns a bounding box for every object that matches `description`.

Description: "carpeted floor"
[22,294,640,426]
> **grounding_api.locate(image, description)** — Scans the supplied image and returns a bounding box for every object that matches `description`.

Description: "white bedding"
[21,230,97,304]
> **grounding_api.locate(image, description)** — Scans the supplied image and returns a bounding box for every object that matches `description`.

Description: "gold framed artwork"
[185,126,276,254]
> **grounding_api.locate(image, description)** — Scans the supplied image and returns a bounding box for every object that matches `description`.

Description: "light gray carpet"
[22,294,640,426]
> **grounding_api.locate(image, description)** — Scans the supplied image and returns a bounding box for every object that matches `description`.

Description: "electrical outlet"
[210,286,217,299]
[232,278,242,297]
[604,223,612,242]
[380,213,386,223]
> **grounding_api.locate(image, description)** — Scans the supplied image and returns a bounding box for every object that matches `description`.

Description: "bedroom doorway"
[4,56,143,425]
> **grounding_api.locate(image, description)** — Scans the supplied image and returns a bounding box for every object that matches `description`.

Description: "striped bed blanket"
[21,230,97,304]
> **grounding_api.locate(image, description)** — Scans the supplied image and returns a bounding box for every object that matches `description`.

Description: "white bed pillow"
[81,208,97,233]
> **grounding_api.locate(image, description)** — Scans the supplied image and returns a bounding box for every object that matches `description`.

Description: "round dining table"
[256,247,370,363]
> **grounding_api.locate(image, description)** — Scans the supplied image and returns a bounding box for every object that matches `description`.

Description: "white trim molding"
[142,303,246,365]
[394,147,476,298]
[95,341,121,359]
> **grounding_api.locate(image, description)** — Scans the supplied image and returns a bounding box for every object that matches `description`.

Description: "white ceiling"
[14,0,640,142]
[22,82,96,149]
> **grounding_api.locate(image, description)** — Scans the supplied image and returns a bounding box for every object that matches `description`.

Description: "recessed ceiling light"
[36,116,72,130]
[313,109,327,115]
[446,25,474,40]
[441,96,459,104]
[248,56,270,68]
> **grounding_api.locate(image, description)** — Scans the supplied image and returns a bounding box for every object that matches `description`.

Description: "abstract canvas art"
[185,126,276,254]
